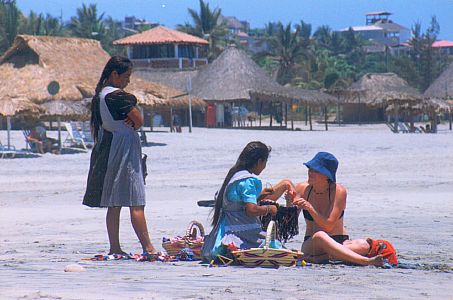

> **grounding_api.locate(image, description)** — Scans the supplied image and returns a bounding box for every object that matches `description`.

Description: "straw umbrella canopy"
[347,73,425,107]
[424,62,453,99]
[0,96,42,150]
[191,45,326,105]
[0,35,204,110]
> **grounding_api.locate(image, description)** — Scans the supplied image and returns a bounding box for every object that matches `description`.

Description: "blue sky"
[17,0,453,40]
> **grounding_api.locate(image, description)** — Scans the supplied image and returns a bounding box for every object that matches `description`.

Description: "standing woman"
[293,152,384,266]
[83,56,155,256]
[201,141,295,262]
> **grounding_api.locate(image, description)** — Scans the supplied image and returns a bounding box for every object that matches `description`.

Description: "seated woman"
[292,152,386,267]
[201,141,295,262]
[27,126,59,154]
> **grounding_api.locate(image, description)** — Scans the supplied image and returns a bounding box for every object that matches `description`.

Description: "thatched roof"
[189,45,329,105]
[346,73,424,106]
[0,35,205,110]
[134,68,199,92]
[0,96,41,117]
[40,100,90,120]
[113,26,208,46]
[424,62,453,99]
[249,87,337,106]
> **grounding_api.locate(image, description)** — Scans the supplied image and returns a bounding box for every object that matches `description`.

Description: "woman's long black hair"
[91,56,133,142]
[211,141,271,226]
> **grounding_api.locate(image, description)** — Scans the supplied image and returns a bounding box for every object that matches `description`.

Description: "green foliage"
[68,3,105,40]
[0,0,21,53]
[177,0,227,60]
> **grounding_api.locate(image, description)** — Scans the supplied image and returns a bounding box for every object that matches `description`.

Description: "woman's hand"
[124,117,135,128]
[257,187,274,201]
[285,189,296,202]
[269,205,278,216]
[293,197,312,211]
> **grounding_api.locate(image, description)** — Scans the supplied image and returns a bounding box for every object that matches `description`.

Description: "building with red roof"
[432,40,453,55]
[114,25,209,69]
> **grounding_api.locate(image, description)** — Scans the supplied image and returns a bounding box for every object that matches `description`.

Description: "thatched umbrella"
[191,45,330,129]
[0,35,206,141]
[0,35,204,109]
[424,62,453,130]
[339,73,425,131]
[424,62,453,99]
[0,96,41,150]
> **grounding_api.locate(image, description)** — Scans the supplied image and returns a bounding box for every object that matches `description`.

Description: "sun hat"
[303,152,338,182]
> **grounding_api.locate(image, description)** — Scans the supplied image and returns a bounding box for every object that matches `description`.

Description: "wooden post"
[259,101,262,127]
[304,103,308,126]
[309,104,313,131]
[290,99,294,131]
[358,94,362,125]
[393,106,399,133]
[337,94,341,127]
[269,106,273,128]
[284,102,288,128]
[170,107,174,132]
[57,117,62,151]
[324,106,328,131]
[449,109,452,130]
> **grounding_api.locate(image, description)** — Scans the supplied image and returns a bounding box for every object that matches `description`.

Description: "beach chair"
[71,121,94,148]
[63,122,88,150]
[22,129,39,152]
[0,140,16,158]
[397,122,409,133]
[80,121,94,144]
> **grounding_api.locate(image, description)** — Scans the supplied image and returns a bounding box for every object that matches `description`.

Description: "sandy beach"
[1,123,452,299]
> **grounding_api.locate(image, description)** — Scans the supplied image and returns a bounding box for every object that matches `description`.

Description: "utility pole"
[186,76,193,133]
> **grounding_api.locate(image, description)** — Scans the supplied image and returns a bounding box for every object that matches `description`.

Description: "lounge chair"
[71,121,94,148]
[0,140,16,158]
[397,122,409,133]
[63,122,88,150]
[22,129,39,152]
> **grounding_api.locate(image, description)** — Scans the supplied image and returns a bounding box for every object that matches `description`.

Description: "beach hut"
[0,35,205,135]
[113,25,209,69]
[189,45,333,129]
[424,62,453,130]
[340,73,426,132]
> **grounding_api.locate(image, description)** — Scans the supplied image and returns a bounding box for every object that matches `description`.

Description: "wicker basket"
[231,220,303,267]
[162,221,205,259]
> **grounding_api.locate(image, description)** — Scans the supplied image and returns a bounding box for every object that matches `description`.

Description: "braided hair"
[90,56,133,142]
[211,141,271,226]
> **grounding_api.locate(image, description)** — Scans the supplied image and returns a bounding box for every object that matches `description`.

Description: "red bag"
[366,238,398,265]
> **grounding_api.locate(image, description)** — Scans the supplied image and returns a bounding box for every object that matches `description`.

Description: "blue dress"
[201,171,264,261]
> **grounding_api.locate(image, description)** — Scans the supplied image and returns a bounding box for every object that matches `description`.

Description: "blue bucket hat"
[303,152,338,182]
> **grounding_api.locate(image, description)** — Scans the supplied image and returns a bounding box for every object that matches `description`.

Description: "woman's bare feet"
[108,249,129,256]
[368,255,384,267]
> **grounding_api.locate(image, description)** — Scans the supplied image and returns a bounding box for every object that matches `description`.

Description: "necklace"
[313,184,330,195]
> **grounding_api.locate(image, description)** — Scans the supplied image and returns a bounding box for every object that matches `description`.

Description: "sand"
[1,123,452,299]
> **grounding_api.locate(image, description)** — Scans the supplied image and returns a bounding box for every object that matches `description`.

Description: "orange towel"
[366,238,398,265]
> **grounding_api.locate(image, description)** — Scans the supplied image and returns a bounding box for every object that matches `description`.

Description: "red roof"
[114,25,208,46]
[432,40,453,48]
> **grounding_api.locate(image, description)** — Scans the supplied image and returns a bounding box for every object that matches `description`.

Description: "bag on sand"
[162,221,205,260]
[366,238,398,265]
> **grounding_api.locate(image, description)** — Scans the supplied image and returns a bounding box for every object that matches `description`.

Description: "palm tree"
[177,0,226,59]
[272,22,302,85]
[22,11,43,35]
[313,25,333,50]
[0,0,21,53]
[68,3,105,40]
[42,14,65,36]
